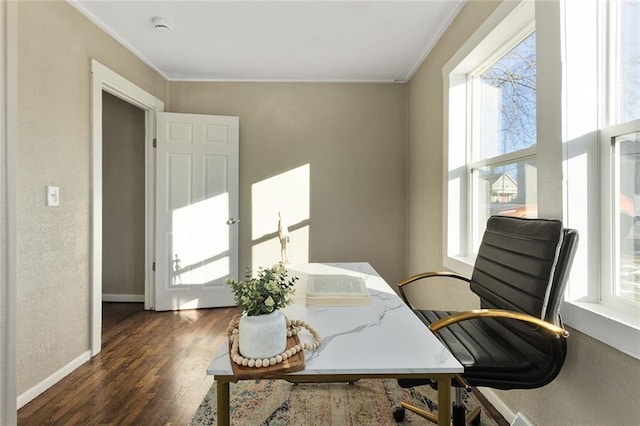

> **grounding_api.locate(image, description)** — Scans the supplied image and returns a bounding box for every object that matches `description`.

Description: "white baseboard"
[17,350,91,409]
[477,387,517,424]
[102,293,144,303]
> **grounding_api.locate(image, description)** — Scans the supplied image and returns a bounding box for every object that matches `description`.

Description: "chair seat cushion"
[410,309,566,389]
[419,310,540,371]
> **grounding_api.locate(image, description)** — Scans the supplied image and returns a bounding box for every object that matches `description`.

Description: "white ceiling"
[70,1,466,83]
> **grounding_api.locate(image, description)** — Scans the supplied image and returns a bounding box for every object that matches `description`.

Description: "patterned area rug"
[190,378,501,425]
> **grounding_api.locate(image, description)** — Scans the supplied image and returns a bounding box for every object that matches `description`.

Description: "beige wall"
[16,1,640,424]
[16,0,167,394]
[168,83,408,285]
[102,92,145,297]
[16,1,407,398]
[404,0,499,310]
[407,1,640,425]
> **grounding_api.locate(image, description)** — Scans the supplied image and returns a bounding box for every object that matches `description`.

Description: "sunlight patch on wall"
[251,164,310,269]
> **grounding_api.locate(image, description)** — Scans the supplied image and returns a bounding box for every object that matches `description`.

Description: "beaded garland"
[227,318,321,368]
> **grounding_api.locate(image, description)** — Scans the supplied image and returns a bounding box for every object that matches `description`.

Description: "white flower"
[274,264,286,276]
[264,296,275,307]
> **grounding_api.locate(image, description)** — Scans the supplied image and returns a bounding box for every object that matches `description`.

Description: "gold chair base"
[400,402,481,426]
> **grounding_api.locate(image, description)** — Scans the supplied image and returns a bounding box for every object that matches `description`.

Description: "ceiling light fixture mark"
[151,16,172,31]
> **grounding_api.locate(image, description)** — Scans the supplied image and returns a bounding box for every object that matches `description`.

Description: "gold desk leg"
[217,380,230,426]
[437,377,451,426]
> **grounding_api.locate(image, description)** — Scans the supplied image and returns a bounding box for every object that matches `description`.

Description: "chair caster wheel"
[392,406,405,422]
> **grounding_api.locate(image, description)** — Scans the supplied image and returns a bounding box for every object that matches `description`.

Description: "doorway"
[90,60,164,355]
[102,92,145,304]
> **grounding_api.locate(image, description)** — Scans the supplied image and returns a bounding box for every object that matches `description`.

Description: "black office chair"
[394,216,578,425]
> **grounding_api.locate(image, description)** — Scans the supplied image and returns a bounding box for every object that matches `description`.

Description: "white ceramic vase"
[238,310,287,359]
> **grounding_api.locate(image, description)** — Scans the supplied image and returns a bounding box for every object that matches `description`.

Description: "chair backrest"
[470,216,578,324]
[544,228,578,323]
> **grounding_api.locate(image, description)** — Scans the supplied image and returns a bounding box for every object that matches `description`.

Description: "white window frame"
[600,121,640,316]
[561,0,640,360]
[468,149,538,252]
[598,0,640,315]
[443,0,640,360]
[442,0,536,276]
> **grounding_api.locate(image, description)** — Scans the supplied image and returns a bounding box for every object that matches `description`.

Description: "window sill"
[561,300,640,360]
[443,255,475,278]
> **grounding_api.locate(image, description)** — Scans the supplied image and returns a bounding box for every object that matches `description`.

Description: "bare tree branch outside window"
[620,0,640,123]
[474,32,537,217]
[479,31,537,156]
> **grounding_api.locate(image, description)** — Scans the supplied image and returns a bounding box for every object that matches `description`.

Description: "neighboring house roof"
[492,173,518,194]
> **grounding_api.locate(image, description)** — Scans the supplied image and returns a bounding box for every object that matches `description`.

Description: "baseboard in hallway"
[102,293,145,303]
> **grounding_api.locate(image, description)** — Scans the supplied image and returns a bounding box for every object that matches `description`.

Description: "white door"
[155,112,239,311]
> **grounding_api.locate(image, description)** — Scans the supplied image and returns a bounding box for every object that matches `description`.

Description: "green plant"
[226,265,298,316]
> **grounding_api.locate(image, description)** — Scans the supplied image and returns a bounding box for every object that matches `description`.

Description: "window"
[443,0,640,358]
[612,131,640,305]
[613,0,640,124]
[443,0,536,273]
[443,0,640,357]
[471,158,538,247]
[599,0,640,316]
[469,32,537,249]
[562,0,640,358]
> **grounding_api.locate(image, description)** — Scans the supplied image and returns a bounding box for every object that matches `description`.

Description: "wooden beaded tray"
[228,316,306,379]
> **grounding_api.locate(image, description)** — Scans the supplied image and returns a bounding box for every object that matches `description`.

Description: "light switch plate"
[47,186,59,207]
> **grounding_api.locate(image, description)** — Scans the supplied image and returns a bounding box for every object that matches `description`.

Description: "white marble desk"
[207,263,463,425]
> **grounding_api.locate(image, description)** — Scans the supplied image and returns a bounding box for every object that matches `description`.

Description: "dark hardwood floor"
[18,302,239,425]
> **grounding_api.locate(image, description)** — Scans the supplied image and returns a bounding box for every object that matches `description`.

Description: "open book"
[305,274,371,306]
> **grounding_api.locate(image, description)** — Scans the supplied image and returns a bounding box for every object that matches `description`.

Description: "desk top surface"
[207,262,463,378]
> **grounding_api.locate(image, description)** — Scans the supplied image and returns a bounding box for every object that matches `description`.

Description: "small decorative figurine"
[278,211,291,264]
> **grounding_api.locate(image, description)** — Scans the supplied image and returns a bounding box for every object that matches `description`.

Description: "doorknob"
[226,218,240,225]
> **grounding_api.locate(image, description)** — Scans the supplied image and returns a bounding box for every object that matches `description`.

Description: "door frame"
[90,60,164,355]
[2,0,18,421]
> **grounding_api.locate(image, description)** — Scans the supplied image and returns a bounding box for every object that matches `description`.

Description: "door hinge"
[152,262,156,271]
[153,138,157,148]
